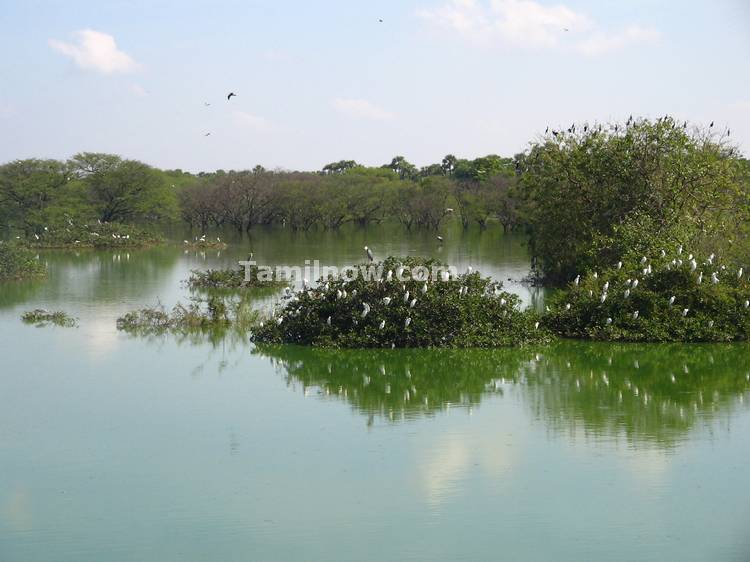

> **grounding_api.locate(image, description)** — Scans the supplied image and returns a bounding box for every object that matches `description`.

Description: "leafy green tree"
[0,159,70,230]
[519,118,746,285]
[321,160,359,175]
[70,153,177,223]
[385,156,417,180]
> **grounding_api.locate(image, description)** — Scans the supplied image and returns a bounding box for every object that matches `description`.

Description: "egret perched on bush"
[382,297,391,305]
[361,303,370,318]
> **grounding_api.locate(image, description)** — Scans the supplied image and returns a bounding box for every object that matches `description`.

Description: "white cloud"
[418,0,657,53]
[418,0,590,47]
[576,25,660,56]
[332,98,395,121]
[233,111,273,132]
[49,30,139,74]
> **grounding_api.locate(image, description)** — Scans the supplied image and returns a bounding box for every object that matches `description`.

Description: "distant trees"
[0,159,69,230]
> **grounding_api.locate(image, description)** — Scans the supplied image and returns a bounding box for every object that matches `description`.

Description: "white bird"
[382,297,392,305]
[364,246,374,261]
[34,233,39,240]
[744,300,749,308]
[669,296,676,306]
[682,308,689,317]
[437,235,444,242]
[421,283,428,294]
[640,256,647,264]
[386,270,393,281]
[336,289,343,299]
[617,261,623,270]
[600,293,607,303]
[403,290,410,303]
[361,303,371,318]
[603,281,609,291]
[711,272,719,284]
[738,268,743,279]
[302,278,308,289]
[276,317,284,325]
[633,311,639,319]
[690,259,697,272]
[441,271,450,282]
[593,272,598,279]
[534,321,540,330]
[404,317,412,328]
[574,275,580,286]
[500,298,506,306]
[632,279,639,288]
[677,245,683,255]
[565,303,571,311]
[624,289,630,298]
[467,266,473,274]
[606,317,613,325]
[660,250,666,258]
[409,298,417,308]
[708,320,714,328]
[379,320,386,329]
[697,272,703,284]
[326,316,331,325]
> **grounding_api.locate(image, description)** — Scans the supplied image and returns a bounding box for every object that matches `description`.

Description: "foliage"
[252,257,548,348]
[187,265,287,290]
[21,309,77,327]
[116,295,258,336]
[544,246,750,342]
[519,118,747,285]
[0,242,46,280]
[22,221,162,249]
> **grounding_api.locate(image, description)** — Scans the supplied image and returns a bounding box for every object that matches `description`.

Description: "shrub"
[544,245,750,342]
[187,265,286,291]
[0,242,46,280]
[251,257,548,348]
[21,309,77,327]
[23,221,162,249]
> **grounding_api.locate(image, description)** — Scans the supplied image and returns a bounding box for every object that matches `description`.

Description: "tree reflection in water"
[254,342,750,447]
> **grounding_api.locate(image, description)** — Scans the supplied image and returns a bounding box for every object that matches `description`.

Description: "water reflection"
[254,342,750,447]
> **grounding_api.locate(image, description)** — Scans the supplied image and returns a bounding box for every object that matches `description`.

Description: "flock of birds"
[558,245,749,330]
[202,92,238,137]
[543,115,731,139]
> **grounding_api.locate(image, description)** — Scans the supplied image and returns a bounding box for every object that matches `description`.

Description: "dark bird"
[545,126,549,134]
[683,121,687,129]
[727,129,731,136]
[583,125,588,132]
[378,18,383,23]
[227,92,237,101]
[204,132,211,137]
[614,124,619,132]
[563,28,569,32]
[364,246,374,262]
[552,130,559,137]
[204,102,211,106]
[709,121,714,128]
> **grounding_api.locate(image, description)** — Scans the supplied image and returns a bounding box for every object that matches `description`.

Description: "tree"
[321,160,359,175]
[385,156,417,180]
[0,159,70,230]
[70,154,176,223]
[519,118,747,285]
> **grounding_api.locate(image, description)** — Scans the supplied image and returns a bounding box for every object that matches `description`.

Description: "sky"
[1,0,749,172]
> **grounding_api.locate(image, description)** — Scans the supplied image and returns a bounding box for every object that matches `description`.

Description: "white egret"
[565,303,571,311]
[711,272,719,284]
[632,279,639,288]
[404,317,411,328]
[364,246,374,261]
[600,293,607,303]
[624,289,631,298]
[574,275,580,286]
[633,310,639,319]
[669,296,676,306]
[682,308,689,317]
[326,316,331,325]
[708,320,714,328]
[534,321,540,330]
[738,267,743,279]
[697,272,703,284]
[379,320,386,329]
[606,317,613,325]
[382,297,392,305]
[361,303,370,318]
[617,261,623,270]
[421,283,428,294]
[603,281,609,291]
[403,290,410,303]
[409,298,417,308]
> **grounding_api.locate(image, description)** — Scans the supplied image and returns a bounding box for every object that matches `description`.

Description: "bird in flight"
[204,102,211,106]
[563,28,569,32]
[227,92,237,101]
[379,18,383,23]
[204,132,211,137]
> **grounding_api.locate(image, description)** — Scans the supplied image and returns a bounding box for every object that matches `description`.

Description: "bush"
[187,265,286,291]
[21,309,77,327]
[23,221,162,249]
[0,242,46,280]
[251,257,548,348]
[544,245,750,342]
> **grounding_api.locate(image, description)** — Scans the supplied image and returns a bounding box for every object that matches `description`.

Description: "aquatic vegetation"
[22,221,162,249]
[252,256,548,348]
[116,295,258,336]
[0,242,46,280]
[544,246,750,342]
[21,309,77,327]
[186,265,286,290]
[182,237,228,250]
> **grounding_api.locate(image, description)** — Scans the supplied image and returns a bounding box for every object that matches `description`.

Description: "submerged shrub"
[21,309,77,327]
[544,245,750,342]
[252,256,548,348]
[0,242,46,281]
[116,295,258,336]
[187,265,286,290]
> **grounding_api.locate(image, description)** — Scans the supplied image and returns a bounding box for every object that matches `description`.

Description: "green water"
[1,226,749,562]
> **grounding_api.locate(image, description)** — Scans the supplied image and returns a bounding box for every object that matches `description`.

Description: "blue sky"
[1,0,749,172]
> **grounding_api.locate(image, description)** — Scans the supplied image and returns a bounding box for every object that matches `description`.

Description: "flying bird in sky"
[204,132,211,137]
[204,102,211,106]
[227,92,237,100]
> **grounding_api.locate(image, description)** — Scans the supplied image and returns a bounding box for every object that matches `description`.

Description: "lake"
[1,225,749,561]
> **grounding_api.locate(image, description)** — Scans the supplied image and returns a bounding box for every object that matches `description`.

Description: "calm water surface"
[1,227,749,561]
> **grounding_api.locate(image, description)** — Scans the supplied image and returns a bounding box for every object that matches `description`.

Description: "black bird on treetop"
[709,121,714,128]
[227,92,237,100]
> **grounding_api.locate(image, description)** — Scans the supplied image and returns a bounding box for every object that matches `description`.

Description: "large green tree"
[519,118,746,285]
